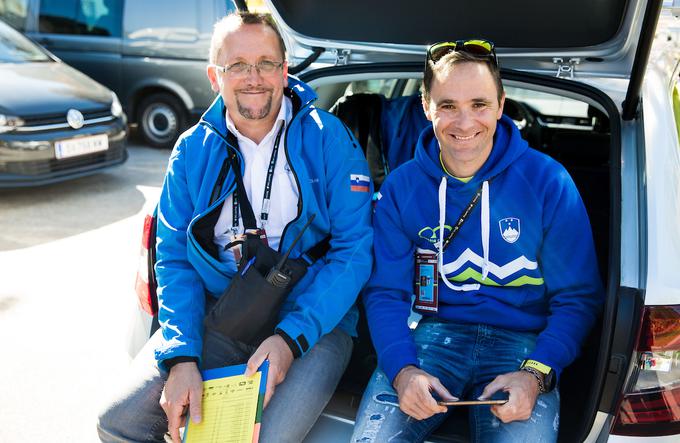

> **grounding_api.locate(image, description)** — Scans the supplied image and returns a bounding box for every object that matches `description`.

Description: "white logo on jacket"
[499,217,520,243]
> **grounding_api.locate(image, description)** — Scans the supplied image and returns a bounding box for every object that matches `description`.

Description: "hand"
[160,361,203,443]
[478,371,540,423]
[392,365,457,420]
[244,334,294,408]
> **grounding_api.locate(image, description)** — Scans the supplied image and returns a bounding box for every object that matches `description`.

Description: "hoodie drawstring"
[481,180,490,280]
[438,176,483,291]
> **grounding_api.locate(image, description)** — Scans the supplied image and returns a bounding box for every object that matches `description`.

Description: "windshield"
[0,20,50,62]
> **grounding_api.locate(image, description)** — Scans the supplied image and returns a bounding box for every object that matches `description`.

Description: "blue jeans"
[97,325,352,443]
[352,320,559,443]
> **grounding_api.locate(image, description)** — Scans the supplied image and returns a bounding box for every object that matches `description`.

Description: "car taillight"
[611,305,680,436]
[134,214,158,316]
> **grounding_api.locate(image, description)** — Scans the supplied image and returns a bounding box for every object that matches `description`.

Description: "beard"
[235,90,273,120]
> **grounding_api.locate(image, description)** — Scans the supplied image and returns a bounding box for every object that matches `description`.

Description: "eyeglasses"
[426,39,497,66]
[212,60,284,78]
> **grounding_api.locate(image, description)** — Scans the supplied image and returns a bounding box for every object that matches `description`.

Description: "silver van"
[1,0,237,148]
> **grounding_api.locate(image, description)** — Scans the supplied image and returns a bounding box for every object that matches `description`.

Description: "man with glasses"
[352,41,603,442]
[98,12,373,443]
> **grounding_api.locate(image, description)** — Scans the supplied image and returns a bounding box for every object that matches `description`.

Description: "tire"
[137,92,187,149]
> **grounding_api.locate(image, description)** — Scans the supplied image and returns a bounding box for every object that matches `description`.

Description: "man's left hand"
[478,371,540,423]
[244,334,294,408]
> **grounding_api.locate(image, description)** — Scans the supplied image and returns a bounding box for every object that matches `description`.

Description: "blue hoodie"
[153,77,373,366]
[364,115,604,383]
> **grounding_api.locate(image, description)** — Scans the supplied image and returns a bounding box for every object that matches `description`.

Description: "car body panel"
[640,21,680,306]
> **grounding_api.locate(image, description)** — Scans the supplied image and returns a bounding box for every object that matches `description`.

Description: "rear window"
[39,0,123,37]
[0,0,28,31]
[0,20,50,62]
[505,86,589,118]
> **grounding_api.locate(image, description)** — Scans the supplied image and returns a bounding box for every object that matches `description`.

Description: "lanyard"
[231,122,285,233]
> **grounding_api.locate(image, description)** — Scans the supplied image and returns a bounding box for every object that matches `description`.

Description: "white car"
[133,0,680,441]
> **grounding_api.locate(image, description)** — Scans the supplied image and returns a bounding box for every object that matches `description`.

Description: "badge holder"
[414,250,439,313]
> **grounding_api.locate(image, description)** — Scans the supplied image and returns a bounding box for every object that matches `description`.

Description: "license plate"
[55,134,109,159]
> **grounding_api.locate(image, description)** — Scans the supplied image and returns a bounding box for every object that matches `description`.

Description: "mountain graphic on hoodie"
[502,226,519,242]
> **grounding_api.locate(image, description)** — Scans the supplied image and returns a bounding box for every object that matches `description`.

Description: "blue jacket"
[154,77,373,366]
[365,115,604,383]
[381,94,430,171]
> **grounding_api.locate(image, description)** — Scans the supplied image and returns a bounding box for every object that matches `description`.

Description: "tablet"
[437,399,508,406]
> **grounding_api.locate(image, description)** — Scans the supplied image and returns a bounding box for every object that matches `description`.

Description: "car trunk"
[262,1,662,440]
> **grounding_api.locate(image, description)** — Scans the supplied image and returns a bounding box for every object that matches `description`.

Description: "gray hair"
[209,12,286,65]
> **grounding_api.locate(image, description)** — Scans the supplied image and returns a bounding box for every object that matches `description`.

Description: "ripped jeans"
[351,320,559,443]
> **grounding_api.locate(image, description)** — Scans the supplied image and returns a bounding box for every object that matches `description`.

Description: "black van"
[2,0,236,148]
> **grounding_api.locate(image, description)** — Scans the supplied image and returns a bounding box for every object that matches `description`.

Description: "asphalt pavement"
[0,143,168,443]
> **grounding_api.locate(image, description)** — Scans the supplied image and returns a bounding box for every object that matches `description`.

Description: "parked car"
[0,18,127,187]
[0,0,237,148]
[131,0,680,442]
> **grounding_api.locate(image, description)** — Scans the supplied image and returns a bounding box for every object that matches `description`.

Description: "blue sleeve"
[153,139,206,369]
[275,116,374,354]
[363,179,419,383]
[528,167,605,377]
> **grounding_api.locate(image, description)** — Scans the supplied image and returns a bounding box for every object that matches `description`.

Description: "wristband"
[275,328,302,358]
[521,359,552,374]
[163,356,198,370]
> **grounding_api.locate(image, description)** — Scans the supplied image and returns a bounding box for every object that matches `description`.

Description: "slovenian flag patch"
[350,174,370,192]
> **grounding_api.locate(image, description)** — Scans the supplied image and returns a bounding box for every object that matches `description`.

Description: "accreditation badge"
[414,249,438,313]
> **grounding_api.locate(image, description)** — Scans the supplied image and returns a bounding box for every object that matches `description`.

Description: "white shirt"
[213,97,299,268]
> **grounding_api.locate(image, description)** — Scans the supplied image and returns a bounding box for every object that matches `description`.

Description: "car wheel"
[137,93,186,149]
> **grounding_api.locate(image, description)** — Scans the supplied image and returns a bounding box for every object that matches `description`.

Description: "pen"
[241,256,256,276]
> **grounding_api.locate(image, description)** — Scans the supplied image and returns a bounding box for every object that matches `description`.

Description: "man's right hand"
[160,362,203,443]
[393,365,456,420]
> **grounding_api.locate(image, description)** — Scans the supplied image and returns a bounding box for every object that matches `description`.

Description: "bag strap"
[301,234,331,264]
[226,148,258,230]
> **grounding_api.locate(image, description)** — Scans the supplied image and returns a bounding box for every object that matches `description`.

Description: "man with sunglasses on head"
[352,40,603,442]
[97,12,373,443]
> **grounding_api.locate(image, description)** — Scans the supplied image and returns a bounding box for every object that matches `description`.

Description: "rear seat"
[330,92,430,190]
[550,123,610,281]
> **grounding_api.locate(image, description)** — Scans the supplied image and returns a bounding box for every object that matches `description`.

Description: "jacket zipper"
[188,121,244,276]
[278,110,304,253]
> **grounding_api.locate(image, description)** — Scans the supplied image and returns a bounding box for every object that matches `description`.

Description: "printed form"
[183,363,267,443]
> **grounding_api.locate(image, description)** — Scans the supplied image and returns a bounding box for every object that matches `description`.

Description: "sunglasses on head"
[426,39,498,66]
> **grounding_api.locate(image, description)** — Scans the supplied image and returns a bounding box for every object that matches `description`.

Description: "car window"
[505,86,589,118]
[124,0,205,42]
[0,0,28,31]
[0,20,50,62]
[345,79,399,96]
[38,0,123,37]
